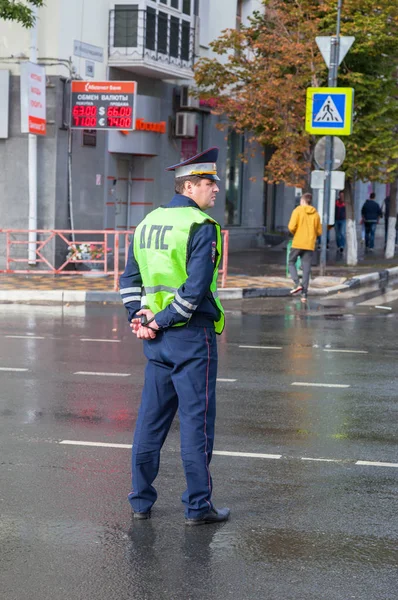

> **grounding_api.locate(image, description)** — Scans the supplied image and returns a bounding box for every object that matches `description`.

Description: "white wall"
[56,0,109,79]
[241,0,263,25]
[0,0,109,78]
[198,0,237,59]
[0,19,33,74]
[198,0,264,59]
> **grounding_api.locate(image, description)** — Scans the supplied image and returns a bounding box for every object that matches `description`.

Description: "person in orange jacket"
[288,193,322,302]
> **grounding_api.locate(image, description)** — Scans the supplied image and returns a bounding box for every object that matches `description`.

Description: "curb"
[0,266,397,305]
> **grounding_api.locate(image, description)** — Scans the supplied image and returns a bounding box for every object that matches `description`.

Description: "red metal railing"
[0,229,229,290]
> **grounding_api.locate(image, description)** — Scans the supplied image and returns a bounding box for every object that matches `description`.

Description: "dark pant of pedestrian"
[128,325,217,519]
[288,248,313,296]
[335,219,346,249]
[364,222,377,249]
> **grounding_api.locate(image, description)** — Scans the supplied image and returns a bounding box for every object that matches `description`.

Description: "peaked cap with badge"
[166,147,220,181]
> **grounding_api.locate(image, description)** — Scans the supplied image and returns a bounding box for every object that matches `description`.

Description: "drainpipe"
[28,7,38,265]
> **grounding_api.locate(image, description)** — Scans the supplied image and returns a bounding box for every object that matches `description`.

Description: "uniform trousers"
[128,324,217,518]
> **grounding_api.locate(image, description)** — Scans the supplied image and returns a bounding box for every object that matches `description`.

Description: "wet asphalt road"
[0,291,397,600]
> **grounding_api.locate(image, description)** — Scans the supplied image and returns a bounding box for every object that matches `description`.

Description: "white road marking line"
[0,367,29,372]
[80,338,121,343]
[356,460,398,468]
[58,441,398,469]
[323,349,368,354]
[60,440,132,449]
[375,306,392,311]
[59,441,281,459]
[74,371,131,377]
[214,450,282,459]
[239,345,283,350]
[6,335,45,340]
[292,382,350,388]
[217,378,237,383]
[302,457,341,463]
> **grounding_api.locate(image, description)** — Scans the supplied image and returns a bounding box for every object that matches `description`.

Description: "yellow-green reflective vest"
[134,206,225,334]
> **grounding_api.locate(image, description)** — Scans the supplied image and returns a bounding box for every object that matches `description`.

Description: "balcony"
[108,9,196,80]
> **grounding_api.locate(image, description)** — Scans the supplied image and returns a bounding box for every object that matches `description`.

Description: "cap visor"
[201,174,220,181]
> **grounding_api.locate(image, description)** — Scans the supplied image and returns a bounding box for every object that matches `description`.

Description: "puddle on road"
[209,527,398,567]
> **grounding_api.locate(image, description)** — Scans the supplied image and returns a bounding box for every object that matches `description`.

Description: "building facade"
[0,0,388,266]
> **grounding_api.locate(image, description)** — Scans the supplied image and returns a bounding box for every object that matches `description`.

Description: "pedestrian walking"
[361,192,382,252]
[120,147,230,526]
[288,193,322,303]
[335,191,346,252]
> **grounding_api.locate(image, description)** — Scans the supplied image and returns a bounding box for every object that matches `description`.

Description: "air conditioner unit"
[175,112,197,138]
[180,85,200,109]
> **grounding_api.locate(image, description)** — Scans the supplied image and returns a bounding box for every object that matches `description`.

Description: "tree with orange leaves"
[194,0,398,189]
[195,0,398,263]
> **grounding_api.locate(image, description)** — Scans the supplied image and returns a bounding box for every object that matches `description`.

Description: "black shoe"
[133,511,151,520]
[185,507,230,526]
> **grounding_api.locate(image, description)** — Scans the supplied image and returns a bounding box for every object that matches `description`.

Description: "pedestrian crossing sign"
[306,87,354,135]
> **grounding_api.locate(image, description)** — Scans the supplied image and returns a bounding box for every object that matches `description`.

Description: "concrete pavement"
[1,240,397,303]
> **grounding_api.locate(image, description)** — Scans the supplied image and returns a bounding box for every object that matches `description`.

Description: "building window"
[225,130,244,226]
[82,130,97,147]
[146,7,156,50]
[158,11,168,54]
[170,16,180,57]
[114,4,138,47]
[181,20,190,60]
[171,0,179,8]
[182,0,191,15]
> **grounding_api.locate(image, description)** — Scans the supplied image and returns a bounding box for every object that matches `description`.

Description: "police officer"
[120,147,230,526]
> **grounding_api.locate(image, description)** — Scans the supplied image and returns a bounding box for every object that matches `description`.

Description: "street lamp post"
[320,0,343,276]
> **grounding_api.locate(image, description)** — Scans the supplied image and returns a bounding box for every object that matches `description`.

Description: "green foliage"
[194,0,398,186]
[0,0,44,28]
[333,1,398,181]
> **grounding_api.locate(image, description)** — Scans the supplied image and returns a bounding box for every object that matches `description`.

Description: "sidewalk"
[1,241,397,303]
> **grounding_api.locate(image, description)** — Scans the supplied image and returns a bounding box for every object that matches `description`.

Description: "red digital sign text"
[108,117,133,128]
[107,106,133,128]
[107,106,132,117]
[72,105,98,128]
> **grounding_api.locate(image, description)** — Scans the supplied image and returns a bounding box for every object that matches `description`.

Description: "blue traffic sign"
[306,88,354,135]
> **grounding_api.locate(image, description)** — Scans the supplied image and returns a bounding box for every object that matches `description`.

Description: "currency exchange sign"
[70,81,137,131]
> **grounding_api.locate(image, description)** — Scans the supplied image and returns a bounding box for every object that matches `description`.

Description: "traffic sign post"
[308,0,355,276]
[306,87,354,136]
[315,36,355,68]
[314,136,346,170]
[311,170,346,226]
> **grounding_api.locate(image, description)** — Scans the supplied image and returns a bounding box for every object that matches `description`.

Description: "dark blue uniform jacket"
[120,195,221,329]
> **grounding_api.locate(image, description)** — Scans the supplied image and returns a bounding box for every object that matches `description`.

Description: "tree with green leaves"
[194,0,398,263]
[0,0,44,28]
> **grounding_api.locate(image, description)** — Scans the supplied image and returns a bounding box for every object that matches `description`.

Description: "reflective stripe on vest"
[134,206,225,334]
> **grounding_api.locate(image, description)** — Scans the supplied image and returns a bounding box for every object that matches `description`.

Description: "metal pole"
[320,0,343,276]
[68,126,75,242]
[28,7,38,265]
